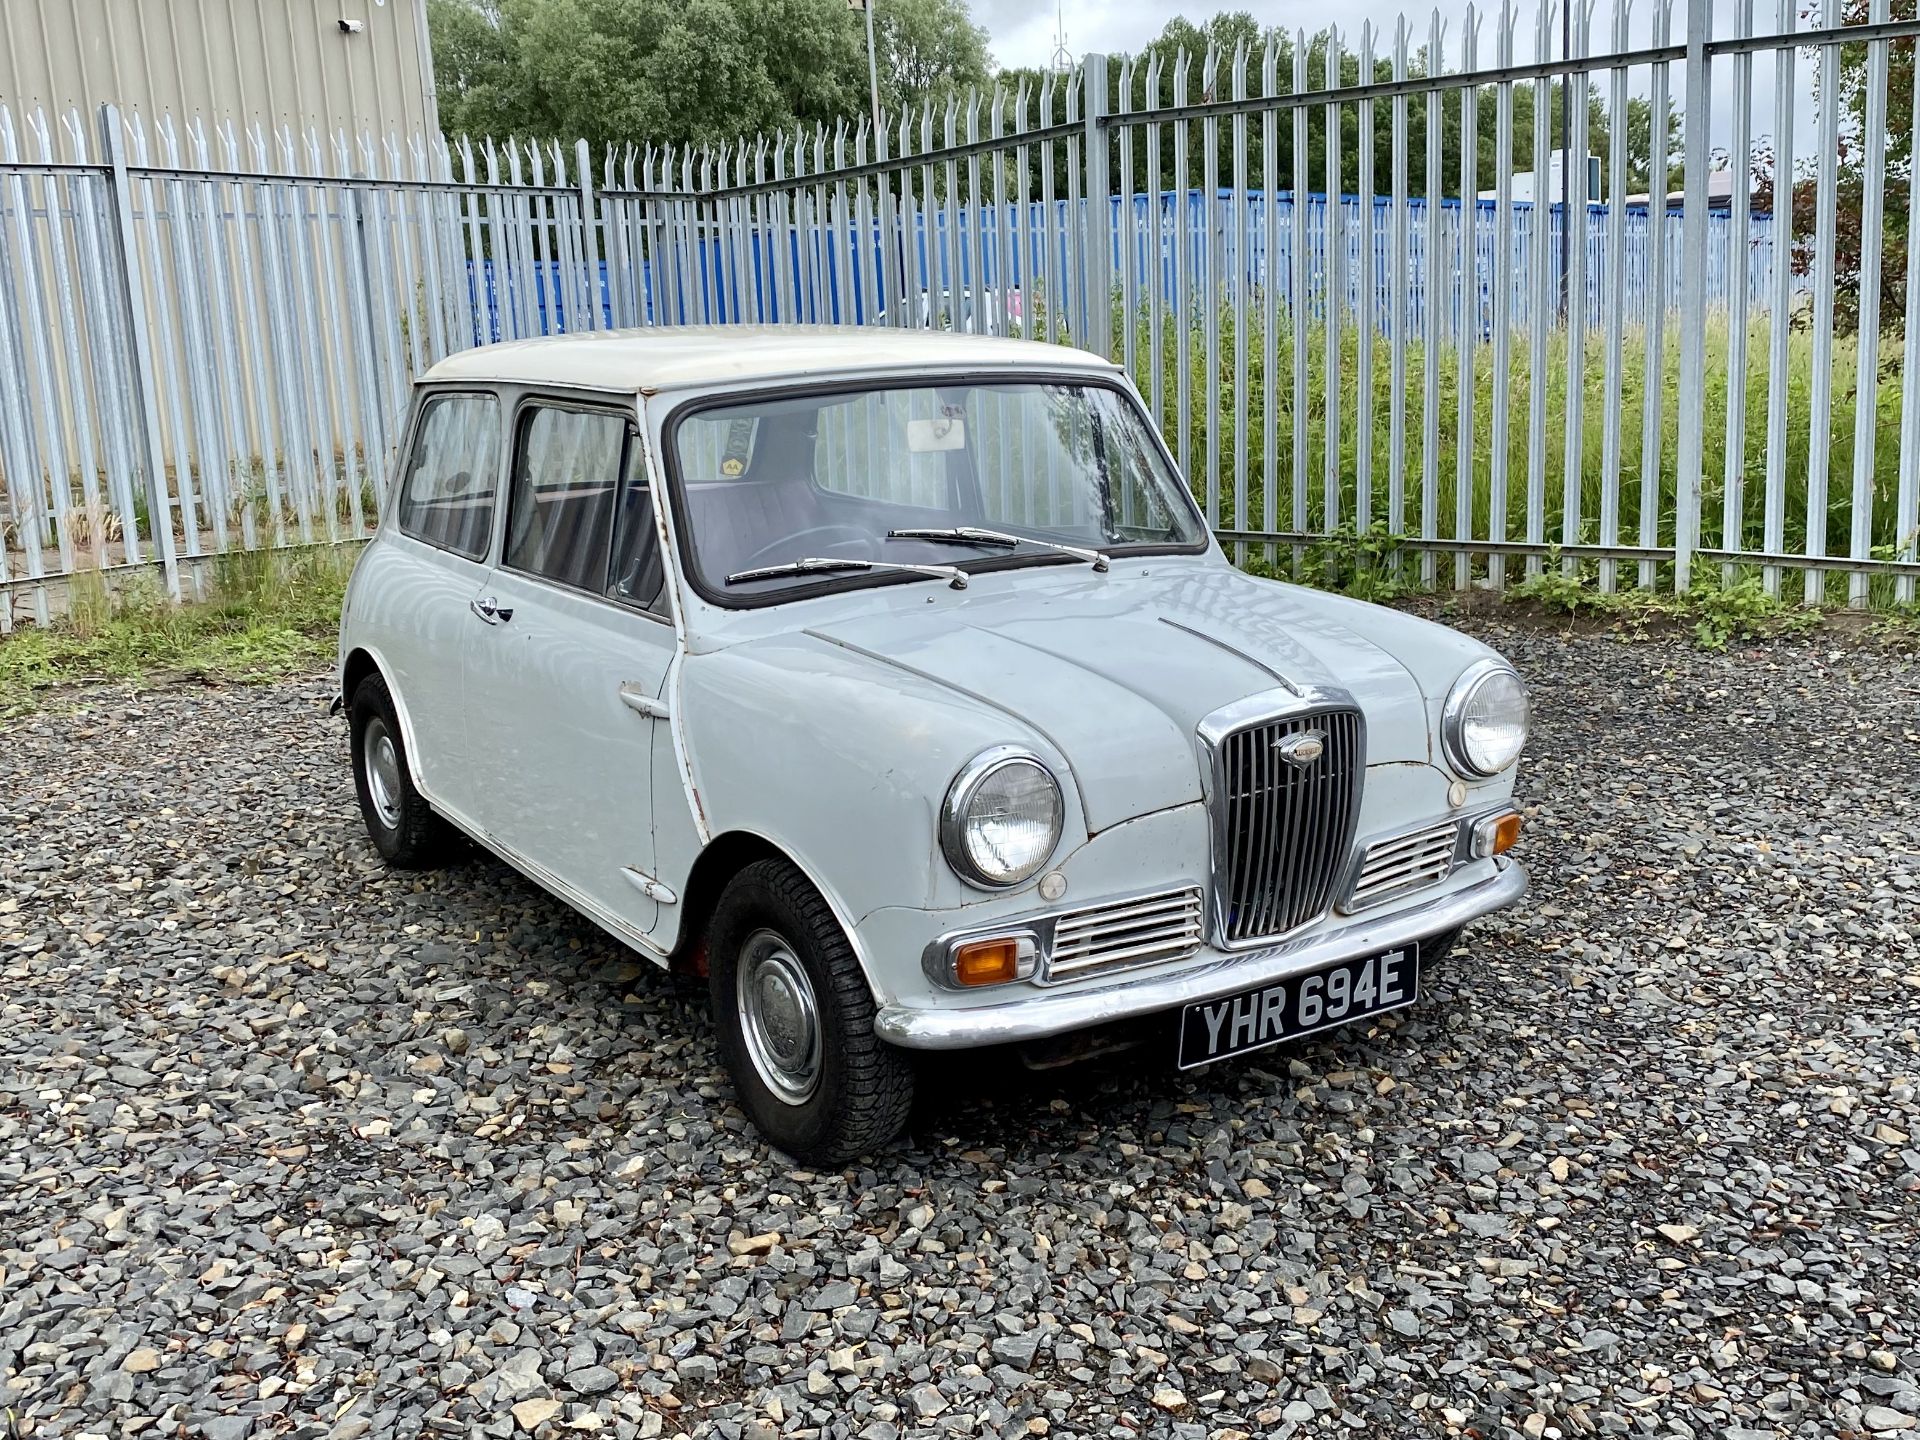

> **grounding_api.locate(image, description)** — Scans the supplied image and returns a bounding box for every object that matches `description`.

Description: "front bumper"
[871,859,1527,1050]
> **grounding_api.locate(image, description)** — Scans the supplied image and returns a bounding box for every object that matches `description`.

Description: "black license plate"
[1177,944,1421,1069]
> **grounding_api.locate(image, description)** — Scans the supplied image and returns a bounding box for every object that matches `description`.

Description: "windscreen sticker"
[720,418,757,477]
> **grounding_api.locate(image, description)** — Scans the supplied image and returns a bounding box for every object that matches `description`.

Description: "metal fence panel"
[4,0,1920,624]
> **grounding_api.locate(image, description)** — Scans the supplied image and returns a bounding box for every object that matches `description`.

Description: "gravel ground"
[3,618,1918,1440]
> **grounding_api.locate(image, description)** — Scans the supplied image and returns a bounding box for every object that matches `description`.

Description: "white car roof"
[417,325,1120,393]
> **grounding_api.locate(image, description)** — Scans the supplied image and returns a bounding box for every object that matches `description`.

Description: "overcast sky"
[979,0,1822,164]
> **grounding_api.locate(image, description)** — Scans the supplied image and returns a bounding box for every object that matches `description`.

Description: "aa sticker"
[720,417,757,477]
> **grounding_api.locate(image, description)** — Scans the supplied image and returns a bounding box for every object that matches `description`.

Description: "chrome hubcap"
[737,929,822,1106]
[364,717,403,831]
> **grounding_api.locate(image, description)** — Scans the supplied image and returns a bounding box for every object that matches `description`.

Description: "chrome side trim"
[617,682,671,719]
[620,866,680,905]
[423,800,671,962]
[877,861,1527,1050]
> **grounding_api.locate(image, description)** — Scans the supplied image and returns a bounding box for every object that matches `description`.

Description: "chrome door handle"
[469,597,513,624]
[617,682,670,719]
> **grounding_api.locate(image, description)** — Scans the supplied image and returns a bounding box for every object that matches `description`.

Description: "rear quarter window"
[396,393,502,560]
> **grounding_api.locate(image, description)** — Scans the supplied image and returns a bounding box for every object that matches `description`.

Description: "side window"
[812,389,954,508]
[505,405,625,591]
[396,392,501,559]
[608,440,668,616]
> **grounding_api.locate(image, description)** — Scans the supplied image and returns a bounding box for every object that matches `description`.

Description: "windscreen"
[670,380,1208,599]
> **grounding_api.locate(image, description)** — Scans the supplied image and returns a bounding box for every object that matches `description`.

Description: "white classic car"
[337,327,1530,1161]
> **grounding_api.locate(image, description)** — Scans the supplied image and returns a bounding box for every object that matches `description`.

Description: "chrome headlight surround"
[1441,659,1531,778]
[939,745,1064,889]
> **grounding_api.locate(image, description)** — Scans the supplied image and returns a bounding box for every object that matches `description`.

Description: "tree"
[874,0,992,115]
[1619,95,1682,198]
[426,0,984,150]
[1788,2,1916,332]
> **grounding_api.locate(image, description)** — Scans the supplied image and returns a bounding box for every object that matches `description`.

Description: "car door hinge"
[617,683,670,720]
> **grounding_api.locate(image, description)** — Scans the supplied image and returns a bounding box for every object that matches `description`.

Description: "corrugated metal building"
[0,0,438,137]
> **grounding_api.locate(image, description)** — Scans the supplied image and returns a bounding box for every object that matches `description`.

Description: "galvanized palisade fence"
[2,0,1919,629]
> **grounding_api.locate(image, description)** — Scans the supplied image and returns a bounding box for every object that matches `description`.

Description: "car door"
[459,396,676,943]
[359,388,504,803]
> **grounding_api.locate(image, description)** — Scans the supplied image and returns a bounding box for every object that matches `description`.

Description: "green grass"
[0,546,356,714]
[1120,298,1920,609]
[1505,562,1826,651]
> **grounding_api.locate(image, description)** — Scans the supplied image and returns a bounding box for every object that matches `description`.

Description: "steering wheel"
[737,525,876,570]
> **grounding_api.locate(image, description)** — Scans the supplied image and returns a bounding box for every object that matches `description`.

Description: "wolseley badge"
[1275,732,1324,769]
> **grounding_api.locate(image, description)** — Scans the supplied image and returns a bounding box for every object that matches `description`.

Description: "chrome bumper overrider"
[872,860,1528,1050]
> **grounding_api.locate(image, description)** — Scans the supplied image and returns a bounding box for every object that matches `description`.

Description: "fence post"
[97,103,179,600]
[343,175,391,469]
[1673,0,1711,593]
[577,138,603,331]
[1081,52,1112,358]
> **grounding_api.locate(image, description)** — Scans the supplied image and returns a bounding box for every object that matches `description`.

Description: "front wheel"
[708,858,915,1163]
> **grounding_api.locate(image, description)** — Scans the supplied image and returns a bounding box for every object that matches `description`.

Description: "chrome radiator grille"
[1212,707,1364,946]
[1346,820,1460,911]
[1046,886,1204,981]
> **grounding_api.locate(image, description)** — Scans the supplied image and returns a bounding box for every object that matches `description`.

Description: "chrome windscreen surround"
[1197,687,1367,952]
[921,884,1207,990]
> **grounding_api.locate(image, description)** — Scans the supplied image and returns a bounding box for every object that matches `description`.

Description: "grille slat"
[1258,730,1284,937]
[1365,830,1453,860]
[1045,887,1204,980]
[1053,934,1201,972]
[1237,731,1263,931]
[1214,707,1364,946]
[1055,894,1200,934]
[1346,820,1459,910]
[1055,916,1196,950]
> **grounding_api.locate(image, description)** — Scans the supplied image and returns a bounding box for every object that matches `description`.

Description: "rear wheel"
[349,672,454,869]
[709,858,915,1162]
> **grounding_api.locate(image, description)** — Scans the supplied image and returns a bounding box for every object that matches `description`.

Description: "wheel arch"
[341,646,381,707]
[340,645,428,793]
[669,830,876,995]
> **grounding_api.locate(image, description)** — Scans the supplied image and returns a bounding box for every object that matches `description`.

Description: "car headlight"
[1442,660,1530,777]
[940,746,1064,888]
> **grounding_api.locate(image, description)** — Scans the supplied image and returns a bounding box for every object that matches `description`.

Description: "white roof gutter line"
[415,357,1127,395]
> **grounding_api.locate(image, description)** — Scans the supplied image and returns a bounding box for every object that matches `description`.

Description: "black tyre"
[349,672,454,869]
[708,858,915,1162]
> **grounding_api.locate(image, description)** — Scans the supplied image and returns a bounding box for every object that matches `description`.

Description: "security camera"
[338,18,365,32]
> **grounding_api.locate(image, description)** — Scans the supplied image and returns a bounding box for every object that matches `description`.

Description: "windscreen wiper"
[888,525,1110,573]
[724,556,968,589]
